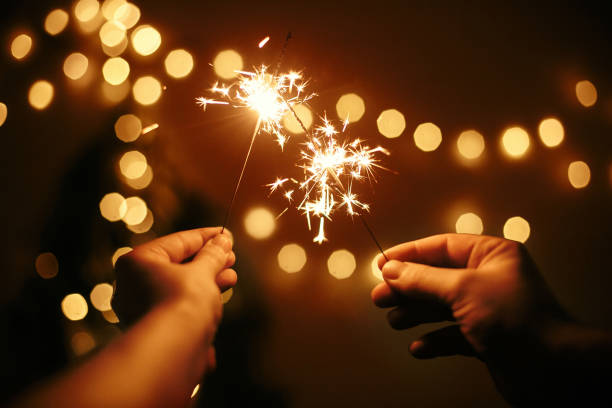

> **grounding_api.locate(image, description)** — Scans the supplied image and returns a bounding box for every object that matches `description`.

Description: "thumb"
[192,234,232,277]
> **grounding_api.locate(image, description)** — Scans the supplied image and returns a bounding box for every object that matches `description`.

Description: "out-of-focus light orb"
[90,283,113,311]
[122,196,147,225]
[74,0,100,22]
[455,212,483,235]
[221,288,233,304]
[102,35,128,57]
[0,103,7,127]
[376,109,405,139]
[102,80,130,104]
[164,49,194,79]
[501,126,530,158]
[102,57,129,85]
[457,130,485,159]
[568,161,591,189]
[102,309,119,323]
[71,331,95,355]
[575,80,597,107]
[63,53,89,80]
[414,122,442,152]
[99,20,126,48]
[28,80,54,110]
[11,34,33,60]
[114,3,140,29]
[213,50,243,79]
[131,25,161,56]
[244,207,275,239]
[191,384,200,399]
[35,252,59,279]
[119,150,147,179]
[336,93,365,123]
[127,209,154,233]
[61,293,88,321]
[101,0,126,20]
[132,76,162,105]
[112,246,132,266]
[114,114,141,142]
[45,9,69,35]
[371,255,383,280]
[503,216,531,243]
[125,165,153,189]
[99,192,127,221]
[327,249,356,280]
[282,104,313,134]
[277,243,307,273]
[538,118,564,148]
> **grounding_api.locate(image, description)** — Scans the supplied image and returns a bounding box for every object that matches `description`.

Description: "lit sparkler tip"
[258,36,270,48]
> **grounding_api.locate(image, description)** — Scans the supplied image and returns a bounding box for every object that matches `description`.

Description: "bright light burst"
[269,117,389,243]
[196,65,314,148]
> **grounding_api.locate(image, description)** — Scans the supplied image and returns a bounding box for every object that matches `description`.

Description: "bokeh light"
[455,212,483,234]
[35,252,58,279]
[61,293,88,321]
[282,104,313,134]
[336,93,365,123]
[102,309,120,323]
[101,0,125,20]
[122,196,148,225]
[503,216,531,243]
[28,80,54,110]
[99,20,126,47]
[376,109,406,139]
[221,288,233,304]
[213,50,243,79]
[191,384,200,399]
[538,118,564,148]
[132,76,162,105]
[10,34,33,60]
[501,126,530,158]
[102,80,131,104]
[277,243,307,273]
[371,255,382,280]
[575,80,597,107]
[119,150,147,179]
[114,3,140,29]
[327,249,356,279]
[131,25,161,56]
[127,209,154,233]
[102,57,130,85]
[414,122,442,152]
[568,161,591,189]
[90,283,113,311]
[0,103,6,127]
[63,53,89,80]
[102,35,128,57]
[125,165,153,189]
[99,192,127,221]
[164,49,194,79]
[457,130,485,159]
[44,9,69,36]
[74,0,100,23]
[112,246,132,267]
[71,331,95,355]
[114,114,142,142]
[244,207,275,239]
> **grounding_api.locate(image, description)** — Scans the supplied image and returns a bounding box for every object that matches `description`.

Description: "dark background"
[1,1,611,406]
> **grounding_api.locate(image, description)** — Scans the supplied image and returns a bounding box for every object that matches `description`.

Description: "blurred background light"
[125,165,153,189]
[99,20,126,47]
[102,309,120,323]
[371,255,382,280]
[164,49,194,79]
[213,49,243,79]
[102,57,130,85]
[503,216,531,243]
[282,104,312,134]
[119,150,147,179]
[277,243,307,273]
[114,114,142,142]
[114,3,141,29]
[191,384,200,399]
[568,161,591,189]
[221,288,233,304]
[102,80,131,104]
[61,293,88,321]
[132,76,162,105]
[131,24,161,56]
[244,207,275,239]
[101,0,126,20]
[90,283,113,311]
[35,252,58,279]
[111,247,132,267]
[457,129,485,159]
[71,331,95,355]
[102,34,128,57]
[63,53,89,80]
[99,192,127,222]
[501,126,530,158]
[0,102,6,127]
[538,117,564,148]
[74,0,100,23]
[455,212,483,234]
[414,122,442,152]
[327,249,356,279]
[127,209,154,233]
[376,109,406,139]
[10,34,32,60]
[575,80,597,107]
[336,93,365,123]
[28,80,54,110]
[44,9,69,36]
[122,196,148,225]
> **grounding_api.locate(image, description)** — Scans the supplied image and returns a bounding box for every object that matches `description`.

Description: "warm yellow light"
[575,80,597,107]
[102,34,128,57]
[414,122,442,152]
[125,165,153,189]
[455,212,483,235]
[127,209,154,233]
[63,53,89,80]
[568,161,590,189]
[376,109,405,139]
[90,283,113,311]
[71,331,95,355]
[164,49,194,79]
[191,384,200,399]
[244,207,275,239]
[282,104,313,134]
[503,216,531,243]
[35,252,59,279]
[45,9,69,35]
[102,57,129,85]
[336,93,365,123]
[132,76,162,105]
[61,293,88,321]
[538,118,564,148]
[11,34,32,60]
[131,25,161,56]
[0,103,7,127]
[74,0,100,22]
[213,50,243,79]
[457,130,485,159]
[99,20,126,47]
[99,192,127,221]
[277,243,307,273]
[101,0,126,20]
[113,3,140,29]
[371,255,382,280]
[501,126,530,158]
[327,249,356,279]
[102,80,130,104]
[114,114,141,142]
[122,196,147,225]
[221,288,233,304]
[28,80,54,110]
[111,246,132,266]
[102,309,120,323]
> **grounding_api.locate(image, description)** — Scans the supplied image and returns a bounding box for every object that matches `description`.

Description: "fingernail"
[212,235,231,252]
[382,260,401,280]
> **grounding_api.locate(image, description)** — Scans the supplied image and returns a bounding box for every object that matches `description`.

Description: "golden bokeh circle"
[336,93,365,123]
[376,109,406,139]
[455,212,483,235]
[213,50,243,79]
[457,130,485,159]
[327,249,356,279]
[63,53,89,80]
[28,80,54,110]
[164,49,194,79]
[61,293,89,321]
[45,9,70,35]
[414,122,442,152]
[277,243,307,273]
[132,76,162,105]
[11,33,33,60]
[244,207,275,239]
[568,161,590,189]
[538,118,564,148]
[501,126,530,158]
[503,216,531,243]
[575,80,597,107]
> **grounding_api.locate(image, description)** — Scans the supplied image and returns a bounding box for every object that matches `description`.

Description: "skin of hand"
[371,233,610,405]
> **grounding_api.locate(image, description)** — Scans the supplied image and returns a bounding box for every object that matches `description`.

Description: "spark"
[141,123,159,135]
[258,36,270,48]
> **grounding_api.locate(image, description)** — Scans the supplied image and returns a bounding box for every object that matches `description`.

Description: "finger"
[371,282,403,308]
[192,234,232,277]
[216,269,237,292]
[225,251,236,269]
[410,325,476,358]
[387,300,454,330]
[382,260,462,303]
[206,346,217,373]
